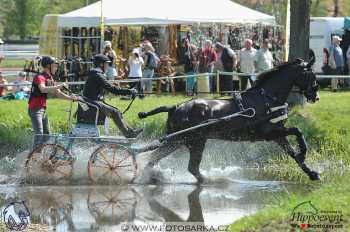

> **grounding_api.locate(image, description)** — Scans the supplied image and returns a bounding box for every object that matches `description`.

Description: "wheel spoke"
[112,204,115,222]
[100,203,111,215]
[93,201,110,206]
[92,164,110,169]
[112,148,117,166]
[111,169,122,182]
[115,164,132,168]
[97,170,111,181]
[102,192,111,201]
[115,154,131,166]
[98,151,112,166]
[94,157,110,166]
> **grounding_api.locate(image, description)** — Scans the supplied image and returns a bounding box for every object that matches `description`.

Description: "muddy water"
[0,140,314,231]
[0,181,311,232]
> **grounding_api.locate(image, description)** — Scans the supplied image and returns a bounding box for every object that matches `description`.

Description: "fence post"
[216,71,220,93]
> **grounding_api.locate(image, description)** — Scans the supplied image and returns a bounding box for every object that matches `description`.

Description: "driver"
[81,54,142,138]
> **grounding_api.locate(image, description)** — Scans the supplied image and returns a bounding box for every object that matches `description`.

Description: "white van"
[309,17,344,73]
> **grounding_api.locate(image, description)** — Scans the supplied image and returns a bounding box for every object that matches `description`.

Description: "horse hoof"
[196,175,206,185]
[138,112,147,119]
[308,171,320,181]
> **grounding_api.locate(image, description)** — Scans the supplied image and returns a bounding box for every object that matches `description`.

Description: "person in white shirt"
[254,39,274,72]
[12,71,31,96]
[238,39,256,90]
[128,48,144,97]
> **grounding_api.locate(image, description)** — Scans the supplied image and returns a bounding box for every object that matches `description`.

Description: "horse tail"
[138,105,176,119]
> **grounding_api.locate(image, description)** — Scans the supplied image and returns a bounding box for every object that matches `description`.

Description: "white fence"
[1,71,350,89]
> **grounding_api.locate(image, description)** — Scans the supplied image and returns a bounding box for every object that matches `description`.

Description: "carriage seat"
[70,123,100,137]
[71,102,106,137]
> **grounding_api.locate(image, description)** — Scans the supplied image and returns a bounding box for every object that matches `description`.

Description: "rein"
[121,94,137,114]
[62,86,136,115]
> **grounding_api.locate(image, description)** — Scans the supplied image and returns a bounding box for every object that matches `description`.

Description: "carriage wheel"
[25,144,74,183]
[87,187,137,224]
[88,143,137,184]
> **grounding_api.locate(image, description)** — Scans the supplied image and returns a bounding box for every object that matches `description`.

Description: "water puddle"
[0,140,316,231]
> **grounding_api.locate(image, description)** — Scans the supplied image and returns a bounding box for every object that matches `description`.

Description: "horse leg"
[145,142,180,169]
[260,125,307,163]
[138,106,175,119]
[187,139,206,184]
[275,137,320,180]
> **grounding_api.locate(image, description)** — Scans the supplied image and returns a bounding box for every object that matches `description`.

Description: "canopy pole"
[100,0,104,53]
[284,0,290,61]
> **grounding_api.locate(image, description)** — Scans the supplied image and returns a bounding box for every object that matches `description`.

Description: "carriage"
[25,98,140,184]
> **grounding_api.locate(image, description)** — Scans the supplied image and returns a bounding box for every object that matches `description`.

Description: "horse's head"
[294,59,320,103]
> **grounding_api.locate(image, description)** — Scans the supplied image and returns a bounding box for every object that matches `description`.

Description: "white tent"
[58,0,276,27]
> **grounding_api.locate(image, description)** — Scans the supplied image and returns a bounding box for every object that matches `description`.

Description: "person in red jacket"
[28,56,77,148]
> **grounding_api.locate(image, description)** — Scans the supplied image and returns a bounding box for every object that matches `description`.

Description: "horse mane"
[250,59,303,89]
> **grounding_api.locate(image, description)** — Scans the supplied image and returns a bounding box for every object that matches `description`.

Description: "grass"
[0,59,25,69]
[255,91,350,182]
[229,91,350,231]
[1,91,350,230]
[1,91,349,168]
[229,173,350,232]
[0,95,191,158]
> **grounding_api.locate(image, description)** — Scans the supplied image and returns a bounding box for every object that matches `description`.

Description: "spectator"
[0,72,8,97]
[13,72,30,92]
[142,41,159,94]
[157,55,176,95]
[5,71,31,100]
[128,48,144,97]
[201,40,217,92]
[103,41,118,80]
[254,39,274,73]
[215,42,237,93]
[184,39,198,96]
[238,39,256,90]
[329,36,344,90]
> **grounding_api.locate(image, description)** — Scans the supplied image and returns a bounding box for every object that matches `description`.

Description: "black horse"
[138,59,320,183]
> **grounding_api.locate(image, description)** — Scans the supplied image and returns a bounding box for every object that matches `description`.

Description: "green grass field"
[229,174,350,232]
[0,91,349,231]
[229,91,350,231]
[0,59,25,69]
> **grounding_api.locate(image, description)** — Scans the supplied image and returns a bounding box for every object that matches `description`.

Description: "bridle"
[293,68,319,99]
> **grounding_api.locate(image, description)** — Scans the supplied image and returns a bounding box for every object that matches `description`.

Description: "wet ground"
[0,140,314,232]
[0,178,312,232]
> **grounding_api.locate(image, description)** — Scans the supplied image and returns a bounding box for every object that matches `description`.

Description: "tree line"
[0,0,98,40]
[0,0,349,40]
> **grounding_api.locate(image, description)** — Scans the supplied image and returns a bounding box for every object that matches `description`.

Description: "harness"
[233,89,288,125]
[259,88,288,124]
[269,104,289,123]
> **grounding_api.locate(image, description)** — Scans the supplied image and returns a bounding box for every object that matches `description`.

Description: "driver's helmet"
[93,54,111,67]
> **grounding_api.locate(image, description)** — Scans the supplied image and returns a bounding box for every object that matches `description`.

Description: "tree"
[0,0,99,39]
[333,0,340,16]
[288,0,311,106]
